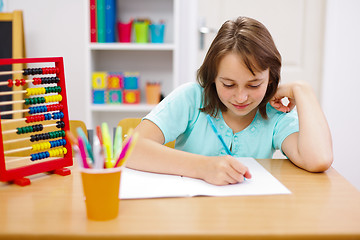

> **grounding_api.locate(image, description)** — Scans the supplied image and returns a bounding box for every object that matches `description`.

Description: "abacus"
[0,57,73,186]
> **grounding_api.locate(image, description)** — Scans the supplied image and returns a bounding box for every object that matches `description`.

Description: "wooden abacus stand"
[0,57,73,186]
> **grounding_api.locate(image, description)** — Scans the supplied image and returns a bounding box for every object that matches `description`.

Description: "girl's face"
[215,53,269,119]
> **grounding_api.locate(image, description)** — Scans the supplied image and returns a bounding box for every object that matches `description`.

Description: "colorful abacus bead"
[30,147,67,161]
[43,77,60,84]
[28,106,47,114]
[26,87,46,96]
[52,112,64,120]
[44,94,62,103]
[23,67,60,76]
[29,130,66,142]
[23,68,43,75]
[16,124,44,134]
[50,139,66,148]
[45,86,61,94]
[32,142,51,151]
[24,97,45,105]
[56,121,65,128]
[44,113,53,120]
[32,77,60,85]
[31,139,66,151]
[47,103,63,112]
[32,78,42,85]
[30,151,50,161]
[7,79,13,87]
[25,113,52,123]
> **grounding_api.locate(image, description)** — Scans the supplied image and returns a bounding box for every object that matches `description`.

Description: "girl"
[126,16,333,186]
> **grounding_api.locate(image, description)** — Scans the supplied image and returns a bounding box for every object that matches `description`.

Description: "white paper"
[119,157,291,199]
[119,168,188,199]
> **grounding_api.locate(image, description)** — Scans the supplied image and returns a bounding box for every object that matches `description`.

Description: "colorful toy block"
[123,90,140,104]
[92,71,141,105]
[107,90,122,104]
[92,72,107,89]
[107,72,124,89]
[93,90,106,104]
[124,72,139,90]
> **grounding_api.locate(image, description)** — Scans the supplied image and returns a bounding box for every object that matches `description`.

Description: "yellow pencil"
[113,126,123,160]
[101,122,113,168]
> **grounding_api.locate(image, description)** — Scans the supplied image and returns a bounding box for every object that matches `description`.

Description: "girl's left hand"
[269,83,296,113]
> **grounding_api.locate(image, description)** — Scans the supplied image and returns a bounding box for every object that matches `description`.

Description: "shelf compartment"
[90,50,174,96]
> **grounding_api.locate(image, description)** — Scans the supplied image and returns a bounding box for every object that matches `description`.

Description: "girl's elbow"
[306,153,333,172]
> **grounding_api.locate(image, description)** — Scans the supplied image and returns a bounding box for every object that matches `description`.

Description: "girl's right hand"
[199,155,252,186]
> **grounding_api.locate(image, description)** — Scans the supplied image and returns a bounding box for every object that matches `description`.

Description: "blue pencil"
[206,115,232,156]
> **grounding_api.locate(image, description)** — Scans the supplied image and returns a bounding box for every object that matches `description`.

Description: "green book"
[97,0,106,43]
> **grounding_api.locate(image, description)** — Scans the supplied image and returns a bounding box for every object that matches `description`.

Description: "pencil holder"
[149,23,165,43]
[80,167,123,221]
[117,20,132,43]
[134,21,149,43]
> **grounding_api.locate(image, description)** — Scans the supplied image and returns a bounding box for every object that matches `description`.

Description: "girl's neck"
[222,108,258,133]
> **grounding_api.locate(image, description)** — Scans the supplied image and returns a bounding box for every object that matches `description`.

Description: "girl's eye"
[223,83,234,88]
[249,83,262,88]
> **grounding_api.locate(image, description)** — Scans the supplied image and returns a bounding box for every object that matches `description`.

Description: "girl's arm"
[125,119,251,185]
[270,81,333,172]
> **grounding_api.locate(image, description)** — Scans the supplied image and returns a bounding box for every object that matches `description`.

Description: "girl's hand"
[270,83,297,113]
[199,155,252,186]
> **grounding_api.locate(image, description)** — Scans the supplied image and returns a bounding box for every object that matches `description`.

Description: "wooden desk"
[0,159,359,240]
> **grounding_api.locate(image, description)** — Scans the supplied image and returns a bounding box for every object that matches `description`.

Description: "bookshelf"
[85,0,180,129]
[89,43,176,50]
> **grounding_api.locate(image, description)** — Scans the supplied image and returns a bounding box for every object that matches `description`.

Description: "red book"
[90,0,97,42]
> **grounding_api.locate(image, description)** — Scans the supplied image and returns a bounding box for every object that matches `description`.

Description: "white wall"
[322,0,360,191]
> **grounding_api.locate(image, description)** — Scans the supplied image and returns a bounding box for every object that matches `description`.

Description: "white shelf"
[90,104,156,112]
[89,43,175,51]
[85,0,180,129]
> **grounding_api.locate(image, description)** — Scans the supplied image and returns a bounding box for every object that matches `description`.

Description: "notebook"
[119,157,291,199]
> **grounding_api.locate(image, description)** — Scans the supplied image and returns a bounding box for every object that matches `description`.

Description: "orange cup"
[146,83,161,104]
[80,167,122,221]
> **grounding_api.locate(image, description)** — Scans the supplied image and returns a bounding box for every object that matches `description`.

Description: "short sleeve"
[144,82,203,144]
[272,109,299,151]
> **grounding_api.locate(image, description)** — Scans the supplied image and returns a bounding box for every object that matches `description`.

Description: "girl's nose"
[235,89,248,103]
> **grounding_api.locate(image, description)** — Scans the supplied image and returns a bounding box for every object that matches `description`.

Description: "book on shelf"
[90,0,97,42]
[96,0,106,42]
[105,0,116,42]
[91,0,117,43]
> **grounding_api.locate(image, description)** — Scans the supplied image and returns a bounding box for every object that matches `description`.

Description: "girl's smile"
[232,103,250,110]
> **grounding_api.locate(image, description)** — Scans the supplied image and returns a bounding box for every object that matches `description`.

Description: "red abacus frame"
[0,57,73,186]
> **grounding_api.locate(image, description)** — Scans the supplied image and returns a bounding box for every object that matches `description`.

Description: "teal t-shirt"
[144,82,299,158]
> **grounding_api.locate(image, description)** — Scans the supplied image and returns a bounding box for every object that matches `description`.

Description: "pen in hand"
[207,115,249,180]
[206,115,232,156]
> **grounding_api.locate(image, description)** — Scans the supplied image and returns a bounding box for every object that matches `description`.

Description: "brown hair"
[197,16,281,119]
